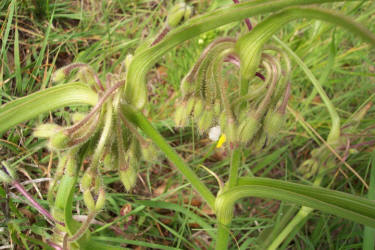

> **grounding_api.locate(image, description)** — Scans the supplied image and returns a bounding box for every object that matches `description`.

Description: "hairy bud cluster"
[174,37,292,150]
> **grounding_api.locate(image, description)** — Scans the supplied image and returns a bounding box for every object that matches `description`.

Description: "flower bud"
[141,143,159,162]
[49,131,70,150]
[119,165,137,192]
[78,67,97,90]
[174,103,189,127]
[197,108,214,133]
[103,153,116,171]
[33,123,61,138]
[180,75,194,98]
[213,100,221,116]
[80,169,93,191]
[83,190,96,212]
[298,159,319,179]
[95,188,106,211]
[238,114,259,144]
[263,111,285,139]
[193,98,204,118]
[252,133,267,153]
[167,2,191,28]
[65,155,77,177]
[52,68,67,83]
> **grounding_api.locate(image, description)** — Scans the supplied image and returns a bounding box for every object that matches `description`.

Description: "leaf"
[0,82,98,134]
[215,177,375,228]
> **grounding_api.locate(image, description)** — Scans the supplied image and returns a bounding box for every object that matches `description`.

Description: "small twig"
[278,81,291,115]
[65,80,124,134]
[18,168,43,200]
[11,181,64,226]
[9,178,51,188]
[68,212,96,242]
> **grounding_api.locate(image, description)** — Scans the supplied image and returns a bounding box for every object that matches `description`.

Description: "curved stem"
[216,223,231,250]
[254,55,279,119]
[68,211,96,242]
[65,80,123,134]
[0,83,98,134]
[90,101,113,169]
[272,36,341,143]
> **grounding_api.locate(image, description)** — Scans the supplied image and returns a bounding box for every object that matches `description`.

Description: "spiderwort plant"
[1,1,375,249]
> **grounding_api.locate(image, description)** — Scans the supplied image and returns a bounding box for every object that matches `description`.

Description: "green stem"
[0,82,98,134]
[91,101,113,169]
[216,223,231,250]
[215,177,375,230]
[228,148,241,188]
[120,104,215,209]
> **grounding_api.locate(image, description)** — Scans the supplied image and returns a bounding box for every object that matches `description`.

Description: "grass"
[1,0,375,249]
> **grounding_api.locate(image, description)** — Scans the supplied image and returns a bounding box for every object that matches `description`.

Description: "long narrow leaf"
[215,177,375,228]
[0,83,98,134]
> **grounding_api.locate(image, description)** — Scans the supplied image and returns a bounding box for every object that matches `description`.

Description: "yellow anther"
[216,134,227,148]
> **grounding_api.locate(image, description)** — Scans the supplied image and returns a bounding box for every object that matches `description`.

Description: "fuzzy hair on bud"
[52,68,67,83]
[263,111,285,139]
[80,169,93,191]
[167,2,191,28]
[119,166,137,192]
[49,131,70,150]
[95,188,106,211]
[78,67,97,89]
[197,108,214,133]
[193,98,204,118]
[33,123,61,138]
[65,156,77,177]
[238,115,259,144]
[83,190,96,212]
[174,104,189,128]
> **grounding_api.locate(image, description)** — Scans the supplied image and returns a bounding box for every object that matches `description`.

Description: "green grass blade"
[14,19,22,94]
[363,153,375,249]
[135,200,215,237]
[0,0,15,59]
[92,236,180,250]
[0,83,98,134]
[27,6,55,91]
